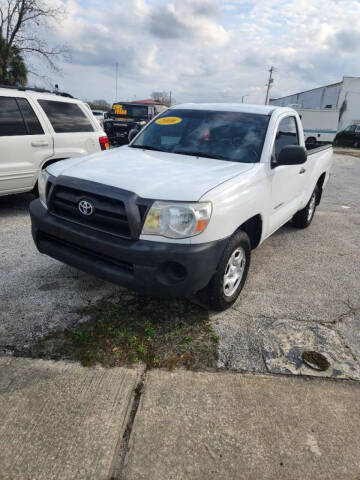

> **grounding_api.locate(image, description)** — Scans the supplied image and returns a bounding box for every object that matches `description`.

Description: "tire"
[292,186,318,229]
[198,230,251,311]
[306,137,317,148]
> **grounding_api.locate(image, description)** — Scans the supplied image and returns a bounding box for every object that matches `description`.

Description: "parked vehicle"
[333,124,360,148]
[0,86,109,197]
[104,102,167,146]
[294,107,339,146]
[91,110,107,128]
[30,103,333,310]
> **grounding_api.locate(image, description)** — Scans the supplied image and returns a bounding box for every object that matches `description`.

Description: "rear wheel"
[198,230,251,311]
[306,137,317,148]
[292,186,318,228]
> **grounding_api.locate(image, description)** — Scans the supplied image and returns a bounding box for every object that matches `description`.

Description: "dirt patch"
[15,292,218,371]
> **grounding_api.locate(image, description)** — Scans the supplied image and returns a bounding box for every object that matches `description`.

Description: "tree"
[87,99,111,111]
[0,0,66,85]
[0,35,27,85]
[151,91,173,107]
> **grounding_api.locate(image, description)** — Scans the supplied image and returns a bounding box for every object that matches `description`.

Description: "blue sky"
[30,0,360,105]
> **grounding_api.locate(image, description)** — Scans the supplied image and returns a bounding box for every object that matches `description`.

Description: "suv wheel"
[292,186,318,228]
[198,230,251,311]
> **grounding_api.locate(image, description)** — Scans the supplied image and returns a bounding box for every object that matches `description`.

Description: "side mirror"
[276,145,307,166]
[128,128,138,143]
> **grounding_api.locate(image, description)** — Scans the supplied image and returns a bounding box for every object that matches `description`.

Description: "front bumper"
[30,199,227,297]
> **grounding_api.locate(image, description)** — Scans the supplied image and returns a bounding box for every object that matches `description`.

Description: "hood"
[48,146,254,201]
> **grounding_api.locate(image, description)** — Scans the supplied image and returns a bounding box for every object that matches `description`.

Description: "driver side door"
[269,116,307,234]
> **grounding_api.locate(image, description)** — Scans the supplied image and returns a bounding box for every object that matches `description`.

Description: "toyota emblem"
[78,199,94,216]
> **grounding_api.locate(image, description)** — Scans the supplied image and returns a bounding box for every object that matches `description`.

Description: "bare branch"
[0,0,68,84]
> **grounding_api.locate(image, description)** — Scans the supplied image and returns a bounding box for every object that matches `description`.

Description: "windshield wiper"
[130,145,167,152]
[175,150,227,161]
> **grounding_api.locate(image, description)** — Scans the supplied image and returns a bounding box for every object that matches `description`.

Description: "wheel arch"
[237,214,263,249]
[32,158,68,193]
[316,172,327,205]
[41,157,67,170]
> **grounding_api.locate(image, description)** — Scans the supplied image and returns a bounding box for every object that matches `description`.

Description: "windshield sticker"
[114,104,128,115]
[156,116,182,125]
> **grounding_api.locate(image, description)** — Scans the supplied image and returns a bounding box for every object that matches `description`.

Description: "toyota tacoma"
[30,103,333,310]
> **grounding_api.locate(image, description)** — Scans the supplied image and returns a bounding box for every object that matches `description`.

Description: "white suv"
[0,86,109,197]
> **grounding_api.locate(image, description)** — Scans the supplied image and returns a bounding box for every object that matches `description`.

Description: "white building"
[270,76,360,132]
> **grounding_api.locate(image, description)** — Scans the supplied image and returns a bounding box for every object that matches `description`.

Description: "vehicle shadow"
[0,192,34,216]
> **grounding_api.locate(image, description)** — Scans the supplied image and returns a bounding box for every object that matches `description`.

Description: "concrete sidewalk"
[1,358,360,480]
[123,370,360,480]
[0,358,143,480]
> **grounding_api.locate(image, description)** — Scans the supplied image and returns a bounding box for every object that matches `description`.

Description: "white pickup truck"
[30,103,333,310]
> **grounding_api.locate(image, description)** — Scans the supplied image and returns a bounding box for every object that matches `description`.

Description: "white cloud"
[29,0,360,105]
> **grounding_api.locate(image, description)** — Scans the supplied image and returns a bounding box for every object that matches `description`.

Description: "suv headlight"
[38,169,50,208]
[142,201,212,239]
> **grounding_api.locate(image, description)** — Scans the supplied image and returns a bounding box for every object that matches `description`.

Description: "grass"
[17,293,219,371]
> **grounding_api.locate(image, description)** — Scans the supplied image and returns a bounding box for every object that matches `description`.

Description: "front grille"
[48,177,150,240]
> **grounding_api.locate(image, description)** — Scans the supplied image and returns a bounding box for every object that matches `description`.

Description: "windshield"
[112,104,148,118]
[131,109,269,163]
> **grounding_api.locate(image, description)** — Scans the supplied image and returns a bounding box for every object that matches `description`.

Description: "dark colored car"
[104,102,167,147]
[333,124,360,148]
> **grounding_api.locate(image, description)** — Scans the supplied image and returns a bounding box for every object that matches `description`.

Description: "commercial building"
[270,76,360,131]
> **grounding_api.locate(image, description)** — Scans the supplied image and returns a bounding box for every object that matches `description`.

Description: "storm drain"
[213,314,360,380]
[302,351,330,371]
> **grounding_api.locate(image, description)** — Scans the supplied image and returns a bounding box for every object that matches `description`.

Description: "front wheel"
[292,186,318,228]
[198,230,251,311]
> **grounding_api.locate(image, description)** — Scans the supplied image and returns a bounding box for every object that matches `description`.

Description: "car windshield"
[112,104,148,118]
[131,109,269,163]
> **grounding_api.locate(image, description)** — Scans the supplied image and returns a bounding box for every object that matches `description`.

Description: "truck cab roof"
[170,103,285,116]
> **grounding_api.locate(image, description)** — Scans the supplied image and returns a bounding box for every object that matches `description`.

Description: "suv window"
[274,116,299,161]
[0,97,27,136]
[38,100,94,133]
[17,98,44,135]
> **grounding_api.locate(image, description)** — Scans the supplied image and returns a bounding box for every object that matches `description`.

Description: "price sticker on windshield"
[156,116,182,125]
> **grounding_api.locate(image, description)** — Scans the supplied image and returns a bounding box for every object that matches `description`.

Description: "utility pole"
[265,66,274,105]
[115,62,119,101]
[169,91,172,106]
[242,95,248,103]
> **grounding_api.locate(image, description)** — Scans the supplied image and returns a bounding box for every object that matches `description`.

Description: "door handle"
[299,167,306,174]
[31,140,49,147]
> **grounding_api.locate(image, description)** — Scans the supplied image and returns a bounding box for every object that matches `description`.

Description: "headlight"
[142,201,212,239]
[38,169,50,208]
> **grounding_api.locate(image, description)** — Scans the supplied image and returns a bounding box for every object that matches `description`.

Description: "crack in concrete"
[111,369,147,479]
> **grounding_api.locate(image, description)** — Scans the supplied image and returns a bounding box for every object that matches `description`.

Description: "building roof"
[131,99,163,105]
[271,80,343,102]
